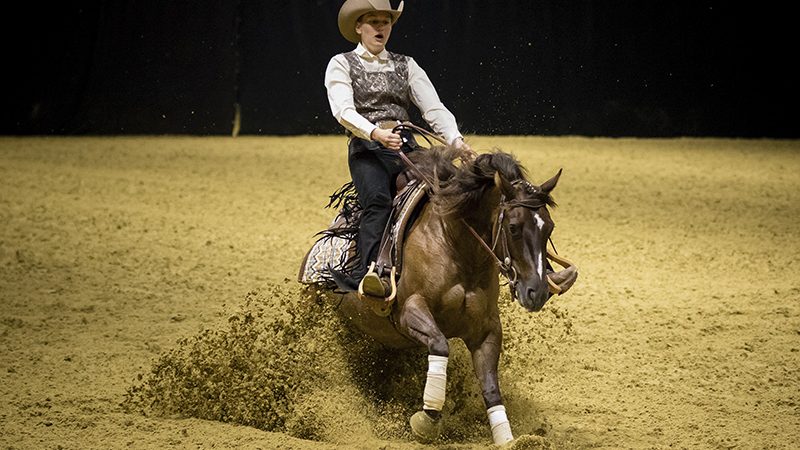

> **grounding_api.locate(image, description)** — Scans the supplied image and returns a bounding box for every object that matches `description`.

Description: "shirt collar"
[355,43,390,62]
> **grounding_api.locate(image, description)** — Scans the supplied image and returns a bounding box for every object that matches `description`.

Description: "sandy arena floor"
[1,136,798,449]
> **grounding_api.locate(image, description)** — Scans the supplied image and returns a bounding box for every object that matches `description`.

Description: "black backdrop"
[4,1,797,137]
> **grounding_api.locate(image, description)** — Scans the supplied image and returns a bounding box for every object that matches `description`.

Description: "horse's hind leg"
[398,294,449,443]
[470,332,514,445]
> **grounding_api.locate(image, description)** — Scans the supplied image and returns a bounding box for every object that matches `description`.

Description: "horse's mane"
[407,146,555,218]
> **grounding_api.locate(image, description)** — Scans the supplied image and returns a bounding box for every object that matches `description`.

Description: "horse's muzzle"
[516,282,550,312]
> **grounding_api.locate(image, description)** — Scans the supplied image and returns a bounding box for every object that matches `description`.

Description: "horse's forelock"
[515,179,558,208]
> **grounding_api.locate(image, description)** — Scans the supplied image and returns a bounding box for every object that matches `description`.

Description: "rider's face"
[356,12,393,54]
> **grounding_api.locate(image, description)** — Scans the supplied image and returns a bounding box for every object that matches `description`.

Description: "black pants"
[348,131,417,277]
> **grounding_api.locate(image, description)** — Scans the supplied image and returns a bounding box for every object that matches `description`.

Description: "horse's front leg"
[398,293,449,443]
[470,331,514,445]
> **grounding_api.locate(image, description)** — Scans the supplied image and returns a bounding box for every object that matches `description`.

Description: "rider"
[325,0,473,298]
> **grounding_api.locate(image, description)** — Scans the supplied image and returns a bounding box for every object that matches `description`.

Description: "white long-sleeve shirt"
[324,43,463,145]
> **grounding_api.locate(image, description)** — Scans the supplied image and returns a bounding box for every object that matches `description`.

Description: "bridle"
[463,182,551,302]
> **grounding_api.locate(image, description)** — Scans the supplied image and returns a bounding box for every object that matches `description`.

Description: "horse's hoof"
[410,410,442,443]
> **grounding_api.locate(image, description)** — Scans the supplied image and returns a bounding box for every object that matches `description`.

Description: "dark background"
[4,1,797,137]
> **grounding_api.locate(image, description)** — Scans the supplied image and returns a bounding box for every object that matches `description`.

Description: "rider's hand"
[371,127,402,151]
[454,137,477,160]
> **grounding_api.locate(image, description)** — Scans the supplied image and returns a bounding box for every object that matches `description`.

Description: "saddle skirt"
[297,179,428,287]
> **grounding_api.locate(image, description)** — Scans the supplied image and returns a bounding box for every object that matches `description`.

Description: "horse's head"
[494,169,561,312]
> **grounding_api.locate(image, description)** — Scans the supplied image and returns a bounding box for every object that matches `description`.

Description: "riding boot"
[328,268,360,293]
[359,264,390,298]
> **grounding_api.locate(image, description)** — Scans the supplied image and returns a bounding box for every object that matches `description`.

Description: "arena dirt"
[1,136,798,449]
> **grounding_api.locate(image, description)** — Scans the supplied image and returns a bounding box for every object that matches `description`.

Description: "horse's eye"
[508,223,522,239]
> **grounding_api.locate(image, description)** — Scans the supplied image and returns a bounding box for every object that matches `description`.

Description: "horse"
[328,146,569,445]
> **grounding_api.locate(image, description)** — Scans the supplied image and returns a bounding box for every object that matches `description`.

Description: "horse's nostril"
[526,285,549,306]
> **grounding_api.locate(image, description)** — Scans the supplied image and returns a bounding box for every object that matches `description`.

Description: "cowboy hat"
[338,0,404,44]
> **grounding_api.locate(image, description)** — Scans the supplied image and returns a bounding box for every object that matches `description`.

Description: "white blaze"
[533,212,545,278]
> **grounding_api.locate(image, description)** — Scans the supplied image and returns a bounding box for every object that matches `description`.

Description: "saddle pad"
[297,212,355,285]
[297,180,428,286]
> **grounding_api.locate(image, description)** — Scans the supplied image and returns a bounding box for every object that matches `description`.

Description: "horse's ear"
[494,171,515,197]
[540,169,562,193]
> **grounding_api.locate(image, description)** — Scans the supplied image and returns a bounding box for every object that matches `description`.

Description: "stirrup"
[358,262,397,317]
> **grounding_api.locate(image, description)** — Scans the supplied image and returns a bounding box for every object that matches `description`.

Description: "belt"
[375,120,403,130]
[346,120,404,138]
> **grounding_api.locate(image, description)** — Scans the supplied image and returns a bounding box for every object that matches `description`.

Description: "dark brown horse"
[332,147,573,445]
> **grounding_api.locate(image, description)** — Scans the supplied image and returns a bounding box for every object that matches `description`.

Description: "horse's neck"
[442,187,501,273]
[465,186,502,238]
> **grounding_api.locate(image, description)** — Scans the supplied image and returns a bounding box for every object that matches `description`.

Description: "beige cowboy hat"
[338,0,405,44]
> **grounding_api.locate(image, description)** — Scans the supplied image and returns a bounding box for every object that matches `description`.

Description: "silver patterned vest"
[343,50,411,124]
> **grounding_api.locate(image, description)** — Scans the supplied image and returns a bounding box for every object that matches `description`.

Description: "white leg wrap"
[487,405,514,445]
[422,355,448,411]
